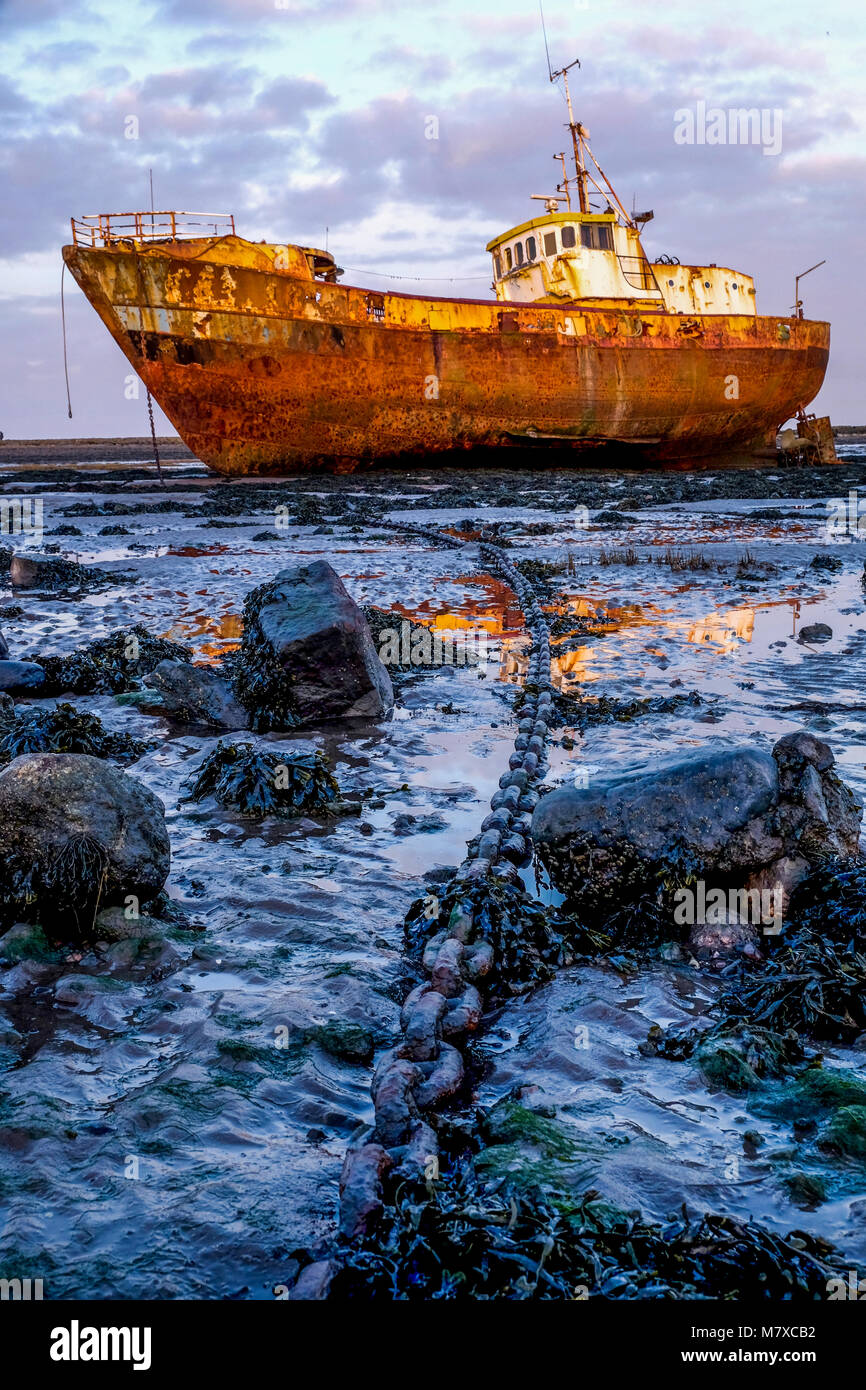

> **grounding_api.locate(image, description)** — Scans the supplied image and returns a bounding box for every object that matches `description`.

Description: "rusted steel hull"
[62,237,830,476]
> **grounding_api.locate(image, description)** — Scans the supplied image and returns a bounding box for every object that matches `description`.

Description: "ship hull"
[63,238,830,476]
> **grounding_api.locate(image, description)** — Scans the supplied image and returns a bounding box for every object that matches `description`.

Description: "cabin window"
[515,242,524,266]
[505,247,513,270]
[561,225,576,249]
[543,231,557,256]
[493,254,502,279]
[526,236,537,262]
[580,222,613,251]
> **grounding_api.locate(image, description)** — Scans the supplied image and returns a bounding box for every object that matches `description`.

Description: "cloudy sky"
[0,0,863,439]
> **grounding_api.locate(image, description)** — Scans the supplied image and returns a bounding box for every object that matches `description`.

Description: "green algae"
[818,1106,866,1159]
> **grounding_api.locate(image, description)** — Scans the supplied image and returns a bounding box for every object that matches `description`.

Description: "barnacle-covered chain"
[292,521,556,1298]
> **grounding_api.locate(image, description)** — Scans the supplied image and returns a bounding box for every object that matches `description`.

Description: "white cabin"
[486,211,756,316]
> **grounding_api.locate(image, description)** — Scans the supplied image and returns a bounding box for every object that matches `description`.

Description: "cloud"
[25,39,100,67]
[0,0,862,426]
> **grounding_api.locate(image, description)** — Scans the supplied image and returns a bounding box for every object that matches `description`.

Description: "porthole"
[668,279,674,286]
[704,280,711,288]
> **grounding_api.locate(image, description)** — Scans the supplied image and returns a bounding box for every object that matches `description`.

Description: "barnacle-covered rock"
[0,752,170,934]
[532,731,862,922]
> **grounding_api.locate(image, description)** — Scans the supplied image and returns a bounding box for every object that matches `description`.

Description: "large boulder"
[0,753,170,928]
[235,559,393,729]
[135,659,248,730]
[532,731,862,920]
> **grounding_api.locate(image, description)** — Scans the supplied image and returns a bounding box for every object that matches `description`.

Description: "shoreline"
[0,431,864,470]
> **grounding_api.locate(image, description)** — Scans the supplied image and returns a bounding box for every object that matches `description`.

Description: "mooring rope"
[60,262,73,419]
[132,248,166,489]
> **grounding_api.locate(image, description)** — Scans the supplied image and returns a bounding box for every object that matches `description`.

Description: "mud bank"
[1,448,865,1298]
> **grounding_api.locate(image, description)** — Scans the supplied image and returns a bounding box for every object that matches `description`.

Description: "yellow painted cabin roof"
[486,211,617,254]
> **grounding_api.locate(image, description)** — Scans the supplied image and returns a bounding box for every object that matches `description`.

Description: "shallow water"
[1,455,865,1295]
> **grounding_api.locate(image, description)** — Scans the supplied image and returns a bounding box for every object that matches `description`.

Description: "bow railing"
[69,211,235,247]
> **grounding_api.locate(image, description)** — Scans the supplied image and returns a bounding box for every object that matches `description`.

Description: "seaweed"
[405,876,607,996]
[717,929,866,1043]
[0,702,147,766]
[786,862,866,946]
[361,606,436,674]
[0,831,111,937]
[30,624,192,695]
[231,578,300,732]
[643,1020,804,1085]
[14,555,121,593]
[554,689,704,731]
[184,739,341,818]
[322,1159,842,1300]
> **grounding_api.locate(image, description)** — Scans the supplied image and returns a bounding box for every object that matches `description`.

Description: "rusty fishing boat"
[63,71,832,476]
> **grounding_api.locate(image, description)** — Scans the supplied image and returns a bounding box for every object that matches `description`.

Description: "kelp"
[231,578,300,732]
[30,624,192,695]
[322,1159,841,1300]
[0,831,110,936]
[787,862,866,946]
[647,1022,805,1098]
[405,876,608,996]
[718,929,866,1043]
[556,689,704,731]
[15,555,121,593]
[184,739,341,818]
[0,702,147,765]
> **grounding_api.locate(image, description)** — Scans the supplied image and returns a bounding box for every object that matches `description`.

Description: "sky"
[0,0,863,439]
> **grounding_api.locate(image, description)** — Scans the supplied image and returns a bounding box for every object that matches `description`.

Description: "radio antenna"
[539,0,553,80]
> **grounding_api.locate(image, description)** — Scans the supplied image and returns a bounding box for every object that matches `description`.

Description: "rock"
[798,622,833,644]
[0,921,58,963]
[0,660,45,693]
[136,659,248,730]
[236,559,393,728]
[0,629,8,659]
[307,1019,374,1064]
[0,753,170,930]
[93,904,166,941]
[9,553,115,592]
[532,731,862,923]
[10,554,67,587]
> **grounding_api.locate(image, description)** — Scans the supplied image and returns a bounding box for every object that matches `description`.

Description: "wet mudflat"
[1,447,866,1296]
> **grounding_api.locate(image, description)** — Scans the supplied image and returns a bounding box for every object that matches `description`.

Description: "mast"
[539,4,588,212]
[554,60,589,214]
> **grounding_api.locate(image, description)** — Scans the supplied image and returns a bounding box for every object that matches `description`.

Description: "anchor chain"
[293,524,556,1297]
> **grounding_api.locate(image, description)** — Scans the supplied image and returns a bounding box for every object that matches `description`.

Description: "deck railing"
[616,253,661,294]
[70,211,236,247]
